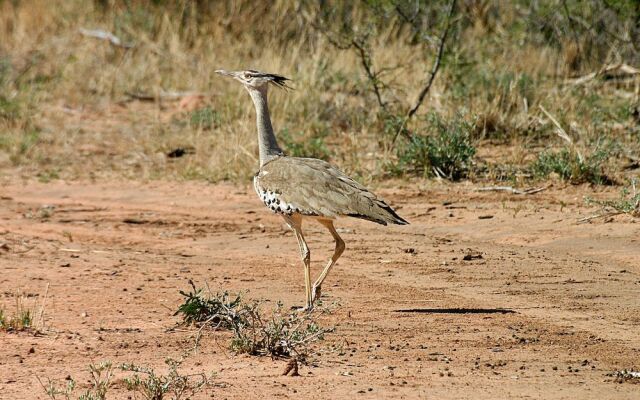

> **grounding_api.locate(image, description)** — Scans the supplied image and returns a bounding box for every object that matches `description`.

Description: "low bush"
[532,146,615,185]
[391,113,476,180]
[175,282,331,360]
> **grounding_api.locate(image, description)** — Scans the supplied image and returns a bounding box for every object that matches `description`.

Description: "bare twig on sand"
[577,211,624,223]
[476,186,548,195]
[79,28,134,49]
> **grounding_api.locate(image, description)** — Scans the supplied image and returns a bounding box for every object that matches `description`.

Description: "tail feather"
[347,202,409,226]
[379,203,409,225]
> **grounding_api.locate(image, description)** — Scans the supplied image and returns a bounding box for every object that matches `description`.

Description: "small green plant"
[584,179,640,220]
[121,358,212,400]
[37,169,61,183]
[189,107,220,130]
[175,282,245,328]
[280,128,331,160]
[0,290,47,333]
[0,95,21,121]
[0,305,32,331]
[38,361,113,400]
[532,147,614,185]
[39,359,211,400]
[175,282,331,360]
[229,302,327,358]
[391,112,476,180]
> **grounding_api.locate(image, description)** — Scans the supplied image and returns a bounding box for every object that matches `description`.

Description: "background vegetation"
[0,0,638,185]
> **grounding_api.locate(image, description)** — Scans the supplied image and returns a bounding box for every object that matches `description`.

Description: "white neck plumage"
[247,86,283,167]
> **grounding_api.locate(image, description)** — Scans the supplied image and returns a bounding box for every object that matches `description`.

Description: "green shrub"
[280,128,331,160]
[175,282,331,359]
[0,295,38,332]
[532,147,614,185]
[189,107,220,130]
[39,361,113,400]
[585,179,639,217]
[392,113,476,180]
[122,358,211,400]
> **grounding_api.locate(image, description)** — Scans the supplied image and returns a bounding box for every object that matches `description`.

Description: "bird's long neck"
[248,86,283,167]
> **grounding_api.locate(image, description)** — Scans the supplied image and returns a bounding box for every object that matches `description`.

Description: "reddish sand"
[0,180,638,399]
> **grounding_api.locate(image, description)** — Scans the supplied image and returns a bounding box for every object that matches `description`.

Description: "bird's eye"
[243,72,251,79]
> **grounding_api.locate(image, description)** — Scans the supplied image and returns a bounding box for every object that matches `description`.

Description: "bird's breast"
[254,174,298,215]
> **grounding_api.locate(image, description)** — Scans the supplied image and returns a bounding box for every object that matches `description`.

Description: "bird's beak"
[215,69,235,78]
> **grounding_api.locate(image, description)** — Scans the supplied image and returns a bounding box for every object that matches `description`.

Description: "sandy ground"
[0,179,638,399]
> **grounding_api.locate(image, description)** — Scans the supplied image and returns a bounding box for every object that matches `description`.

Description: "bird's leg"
[284,215,313,311]
[312,219,345,303]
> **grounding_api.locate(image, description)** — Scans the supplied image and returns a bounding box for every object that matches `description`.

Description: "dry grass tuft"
[0,285,48,333]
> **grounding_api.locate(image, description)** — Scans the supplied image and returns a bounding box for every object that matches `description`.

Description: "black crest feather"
[247,70,293,90]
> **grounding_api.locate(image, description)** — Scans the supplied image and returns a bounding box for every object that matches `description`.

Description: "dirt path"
[0,180,638,399]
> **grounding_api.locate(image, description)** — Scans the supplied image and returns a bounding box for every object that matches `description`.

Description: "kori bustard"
[217,69,408,310]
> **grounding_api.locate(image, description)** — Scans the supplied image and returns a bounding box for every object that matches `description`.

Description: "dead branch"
[475,186,548,195]
[407,0,457,119]
[78,28,134,49]
[351,39,387,111]
[577,211,623,224]
[394,4,439,46]
[304,11,389,111]
[392,0,457,143]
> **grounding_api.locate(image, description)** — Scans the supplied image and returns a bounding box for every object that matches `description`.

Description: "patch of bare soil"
[0,179,638,399]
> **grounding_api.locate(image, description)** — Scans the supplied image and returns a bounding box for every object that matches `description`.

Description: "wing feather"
[254,157,408,225]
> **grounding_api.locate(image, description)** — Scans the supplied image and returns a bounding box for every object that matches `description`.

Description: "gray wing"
[255,157,408,225]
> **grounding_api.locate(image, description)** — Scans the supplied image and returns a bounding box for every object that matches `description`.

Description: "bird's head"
[215,69,291,93]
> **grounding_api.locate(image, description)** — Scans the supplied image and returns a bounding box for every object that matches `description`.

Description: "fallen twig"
[79,28,134,49]
[475,186,548,195]
[577,211,623,224]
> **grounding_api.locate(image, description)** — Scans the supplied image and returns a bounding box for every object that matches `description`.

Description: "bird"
[216,69,408,310]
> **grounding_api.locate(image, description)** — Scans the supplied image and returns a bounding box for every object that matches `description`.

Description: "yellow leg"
[284,215,313,310]
[312,219,345,302]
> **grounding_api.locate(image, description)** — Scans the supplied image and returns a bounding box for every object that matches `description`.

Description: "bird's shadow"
[394,308,515,314]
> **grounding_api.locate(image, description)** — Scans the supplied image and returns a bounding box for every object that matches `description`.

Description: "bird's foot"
[311,285,322,302]
[290,304,314,313]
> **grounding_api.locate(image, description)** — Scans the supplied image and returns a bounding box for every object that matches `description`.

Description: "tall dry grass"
[0,1,638,184]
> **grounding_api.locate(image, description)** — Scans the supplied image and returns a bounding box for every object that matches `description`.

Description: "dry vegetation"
[0,0,638,186]
[2,3,639,397]
[0,287,48,333]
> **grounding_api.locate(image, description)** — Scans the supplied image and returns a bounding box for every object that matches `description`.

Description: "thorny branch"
[304,13,388,111]
[392,0,457,143]
[407,0,457,119]
[307,0,457,144]
[351,39,387,110]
